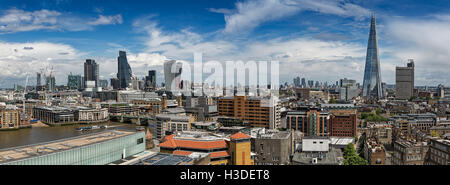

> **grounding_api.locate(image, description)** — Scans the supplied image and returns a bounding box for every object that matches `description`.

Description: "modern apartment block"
[155,114,194,139]
[217,96,281,129]
[329,114,357,137]
[286,108,330,136]
[101,103,139,116]
[0,105,31,130]
[131,98,163,115]
[320,104,358,137]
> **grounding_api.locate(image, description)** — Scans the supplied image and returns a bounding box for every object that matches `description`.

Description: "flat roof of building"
[125,152,195,165]
[156,113,191,121]
[321,104,355,108]
[330,137,354,146]
[395,139,427,148]
[192,122,217,126]
[292,147,343,165]
[0,130,137,164]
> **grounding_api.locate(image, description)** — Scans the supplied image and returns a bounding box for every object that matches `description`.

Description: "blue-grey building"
[362,15,383,99]
[67,73,83,90]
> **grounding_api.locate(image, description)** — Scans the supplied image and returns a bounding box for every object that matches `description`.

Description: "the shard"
[117,51,132,89]
[362,15,383,99]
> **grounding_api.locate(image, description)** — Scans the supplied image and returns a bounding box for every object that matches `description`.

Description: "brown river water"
[0,122,138,149]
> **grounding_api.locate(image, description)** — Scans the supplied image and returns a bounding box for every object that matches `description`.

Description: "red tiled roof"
[229,132,251,140]
[159,135,177,148]
[159,136,228,150]
[210,151,230,158]
[172,150,193,156]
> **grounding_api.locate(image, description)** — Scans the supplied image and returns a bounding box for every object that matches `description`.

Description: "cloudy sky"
[1,0,450,88]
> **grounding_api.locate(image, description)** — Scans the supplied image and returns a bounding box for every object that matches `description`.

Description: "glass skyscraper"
[84,59,99,88]
[145,70,156,89]
[117,51,132,89]
[164,60,182,92]
[67,73,83,90]
[362,15,383,99]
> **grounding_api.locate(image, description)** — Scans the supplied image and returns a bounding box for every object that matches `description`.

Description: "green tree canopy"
[376,108,382,115]
[343,142,369,165]
[343,155,369,165]
[343,143,356,159]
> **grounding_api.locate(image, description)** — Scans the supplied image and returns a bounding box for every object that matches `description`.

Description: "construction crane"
[23,73,29,123]
[41,65,54,106]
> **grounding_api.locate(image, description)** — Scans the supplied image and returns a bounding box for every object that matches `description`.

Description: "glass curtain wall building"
[362,15,383,99]
[0,131,145,165]
[117,51,132,89]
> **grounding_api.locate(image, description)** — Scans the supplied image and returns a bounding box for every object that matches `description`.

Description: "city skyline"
[1,0,450,88]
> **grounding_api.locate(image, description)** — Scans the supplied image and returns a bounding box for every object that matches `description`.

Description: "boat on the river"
[76,126,92,131]
[76,125,108,131]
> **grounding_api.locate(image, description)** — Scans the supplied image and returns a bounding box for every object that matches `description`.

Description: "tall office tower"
[164,60,182,92]
[117,51,132,89]
[301,78,306,88]
[145,70,156,90]
[45,76,56,92]
[84,59,99,88]
[67,73,83,90]
[308,80,314,88]
[99,79,108,89]
[396,59,415,100]
[36,72,41,91]
[293,77,301,87]
[130,76,142,90]
[110,78,120,90]
[362,15,383,99]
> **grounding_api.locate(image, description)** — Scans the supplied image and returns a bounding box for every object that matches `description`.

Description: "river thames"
[0,122,139,149]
